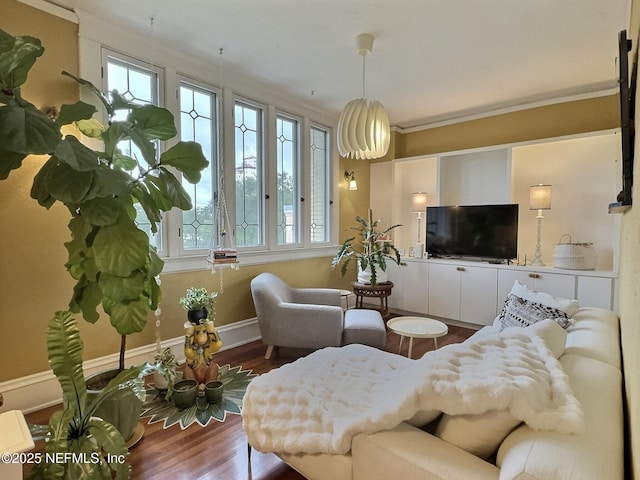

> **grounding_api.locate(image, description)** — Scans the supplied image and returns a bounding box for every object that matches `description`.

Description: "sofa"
[249,302,623,480]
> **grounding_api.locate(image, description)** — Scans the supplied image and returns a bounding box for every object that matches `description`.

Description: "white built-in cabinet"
[370,130,622,320]
[428,263,498,326]
[385,258,618,327]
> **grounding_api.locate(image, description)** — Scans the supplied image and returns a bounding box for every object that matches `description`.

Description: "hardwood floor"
[24,322,475,480]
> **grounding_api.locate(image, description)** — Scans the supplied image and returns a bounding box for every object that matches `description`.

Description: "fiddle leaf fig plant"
[0,28,209,370]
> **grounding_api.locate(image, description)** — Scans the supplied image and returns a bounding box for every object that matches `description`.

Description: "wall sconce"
[344,171,358,191]
[529,184,552,266]
[412,192,428,258]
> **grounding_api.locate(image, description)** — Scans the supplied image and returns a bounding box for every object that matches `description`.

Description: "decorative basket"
[552,234,597,270]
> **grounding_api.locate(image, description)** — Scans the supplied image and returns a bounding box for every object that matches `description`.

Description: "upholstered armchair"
[250,273,344,359]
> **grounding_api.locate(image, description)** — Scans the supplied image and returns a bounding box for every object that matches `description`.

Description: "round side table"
[387,316,448,359]
[351,281,394,320]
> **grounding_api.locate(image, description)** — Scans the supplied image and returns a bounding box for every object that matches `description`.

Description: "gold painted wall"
[397,95,620,157]
[619,3,640,478]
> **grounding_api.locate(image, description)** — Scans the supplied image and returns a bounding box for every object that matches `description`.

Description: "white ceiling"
[47,0,630,129]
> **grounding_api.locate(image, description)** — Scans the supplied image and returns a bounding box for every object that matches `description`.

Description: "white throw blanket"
[242,325,584,455]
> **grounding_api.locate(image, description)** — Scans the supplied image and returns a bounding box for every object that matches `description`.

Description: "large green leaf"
[99,271,145,302]
[0,31,43,90]
[55,100,97,128]
[108,298,149,335]
[92,222,149,276]
[129,104,177,140]
[79,196,122,226]
[86,418,130,479]
[30,156,59,208]
[46,160,94,203]
[0,97,60,154]
[157,167,193,210]
[0,145,26,180]
[54,135,99,171]
[86,167,132,200]
[47,311,87,413]
[72,279,102,323]
[130,183,162,232]
[143,173,175,211]
[160,140,208,183]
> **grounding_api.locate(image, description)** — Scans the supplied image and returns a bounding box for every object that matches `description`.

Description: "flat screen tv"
[426,204,518,261]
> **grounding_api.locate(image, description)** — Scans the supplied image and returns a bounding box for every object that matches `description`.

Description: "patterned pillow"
[498,294,572,330]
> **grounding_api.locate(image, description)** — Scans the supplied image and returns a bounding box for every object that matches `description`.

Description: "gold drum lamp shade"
[337,33,390,160]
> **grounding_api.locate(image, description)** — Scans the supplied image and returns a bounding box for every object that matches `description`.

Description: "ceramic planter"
[172,379,198,409]
[357,264,388,285]
[86,369,143,442]
[187,308,208,324]
[205,380,224,404]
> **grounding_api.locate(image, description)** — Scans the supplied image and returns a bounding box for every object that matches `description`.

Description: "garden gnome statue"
[183,320,223,389]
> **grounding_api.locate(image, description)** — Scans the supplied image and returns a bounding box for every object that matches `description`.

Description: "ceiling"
[47,0,630,129]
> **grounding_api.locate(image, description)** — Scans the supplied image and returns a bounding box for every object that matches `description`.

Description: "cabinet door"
[460,266,498,326]
[428,263,461,320]
[577,276,614,310]
[497,269,576,311]
[532,272,576,299]
[386,261,429,314]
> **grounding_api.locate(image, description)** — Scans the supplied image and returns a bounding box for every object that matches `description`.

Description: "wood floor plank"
[24,322,475,479]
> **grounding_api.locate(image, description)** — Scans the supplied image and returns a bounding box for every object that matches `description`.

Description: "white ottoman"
[343,309,386,349]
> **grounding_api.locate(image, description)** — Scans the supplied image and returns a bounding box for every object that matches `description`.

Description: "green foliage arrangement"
[0,29,209,369]
[154,346,178,399]
[179,287,218,312]
[27,311,151,479]
[332,209,402,286]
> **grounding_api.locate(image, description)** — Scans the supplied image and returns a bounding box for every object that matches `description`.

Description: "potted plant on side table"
[332,209,402,285]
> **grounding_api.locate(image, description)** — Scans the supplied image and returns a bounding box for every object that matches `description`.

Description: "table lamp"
[529,184,552,266]
[412,192,428,258]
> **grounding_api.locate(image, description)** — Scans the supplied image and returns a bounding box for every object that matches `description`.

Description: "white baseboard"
[0,318,261,415]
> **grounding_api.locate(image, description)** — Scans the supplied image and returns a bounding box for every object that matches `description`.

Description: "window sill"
[161,245,338,273]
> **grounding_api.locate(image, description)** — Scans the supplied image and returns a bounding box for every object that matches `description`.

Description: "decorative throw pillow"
[498,294,572,330]
[435,410,522,459]
[509,280,579,316]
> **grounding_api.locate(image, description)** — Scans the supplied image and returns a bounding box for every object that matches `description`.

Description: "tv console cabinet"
[383,258,618,327]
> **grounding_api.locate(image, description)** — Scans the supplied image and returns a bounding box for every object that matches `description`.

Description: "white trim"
[395,87,619,134]
[17,0,78,23]
[0,318,261,415]
[391,128,621,164]
[161,244,337,273]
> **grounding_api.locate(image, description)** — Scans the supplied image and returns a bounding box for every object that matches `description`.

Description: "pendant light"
[337,33,390,160]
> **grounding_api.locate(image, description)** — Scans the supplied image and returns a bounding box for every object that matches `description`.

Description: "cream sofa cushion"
[435,409,521,459]
[564,307,621,369]
[497,353,623,480]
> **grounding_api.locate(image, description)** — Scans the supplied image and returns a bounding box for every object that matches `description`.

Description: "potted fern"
[332,209,402,285]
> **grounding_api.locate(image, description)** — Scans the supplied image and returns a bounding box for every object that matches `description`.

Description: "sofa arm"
[273,302,344,348]
[292,288,342,307]
[352,423,499,480]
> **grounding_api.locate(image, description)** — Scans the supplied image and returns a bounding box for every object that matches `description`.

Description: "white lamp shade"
[412,192,428,213]
[530,184,552,210]
[337,98,390,160]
